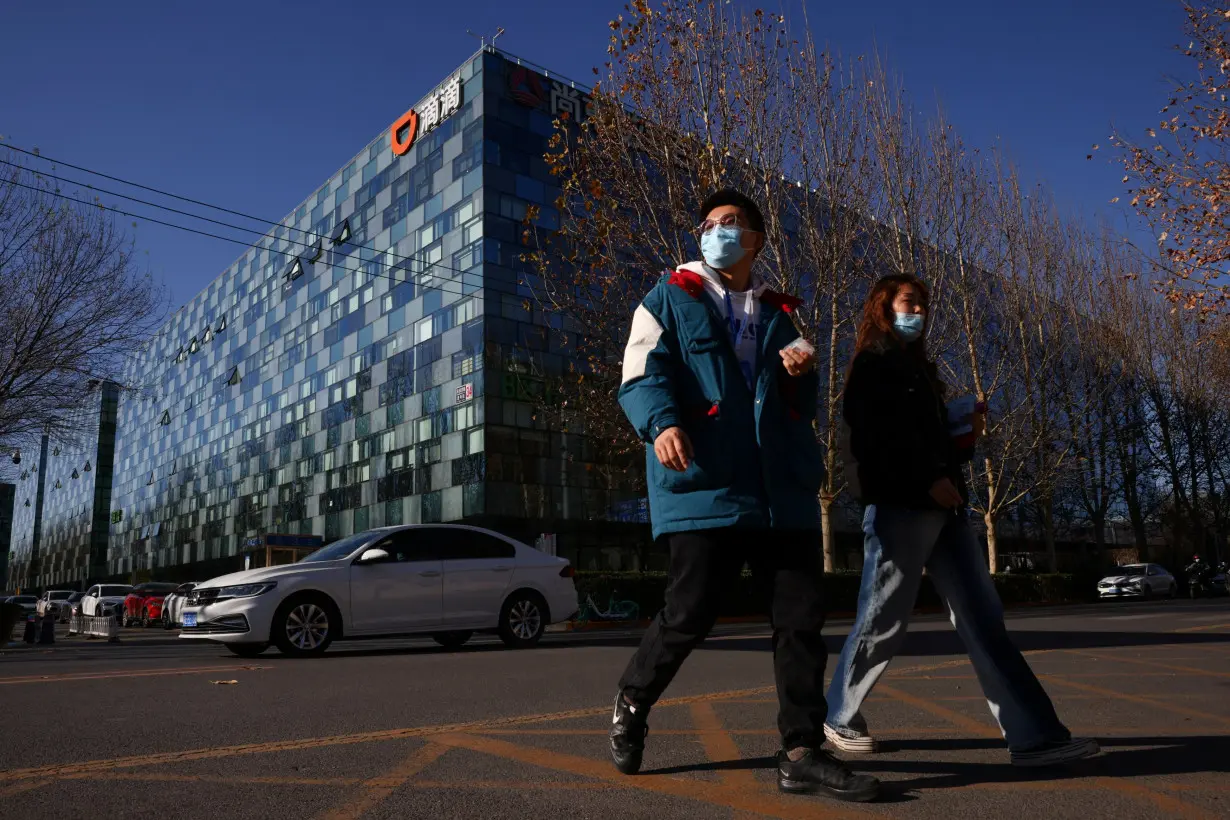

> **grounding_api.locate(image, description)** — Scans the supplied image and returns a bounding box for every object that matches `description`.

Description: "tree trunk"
[984,507,999,573]
[820,493,836,572]
[983,455,999,572]
[1040,494,1057,573]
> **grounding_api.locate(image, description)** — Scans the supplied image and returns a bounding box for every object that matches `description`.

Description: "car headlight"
[214,583,276,600]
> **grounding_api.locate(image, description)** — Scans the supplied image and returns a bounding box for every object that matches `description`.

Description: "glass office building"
[5,382,120,591]
[102,48,651,586]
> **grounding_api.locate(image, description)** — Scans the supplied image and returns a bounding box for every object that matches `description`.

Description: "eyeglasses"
[696,214,758,235]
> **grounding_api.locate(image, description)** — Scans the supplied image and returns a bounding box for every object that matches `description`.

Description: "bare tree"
[1110,1,1230,318]
[0,154,163,458]
[527,0,825,532]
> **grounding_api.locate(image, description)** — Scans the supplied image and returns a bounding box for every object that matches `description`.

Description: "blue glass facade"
[6,382,119,590]
[6,51,653,592]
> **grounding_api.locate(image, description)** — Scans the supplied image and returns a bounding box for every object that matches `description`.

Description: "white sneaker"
[823,722,879,754]
[1010,737,1100,767]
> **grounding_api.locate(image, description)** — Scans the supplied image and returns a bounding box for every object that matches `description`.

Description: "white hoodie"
[676,261,768,390]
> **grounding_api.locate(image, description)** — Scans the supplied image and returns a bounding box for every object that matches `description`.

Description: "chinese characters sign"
[508,65,590,123]
[390,74,464,157]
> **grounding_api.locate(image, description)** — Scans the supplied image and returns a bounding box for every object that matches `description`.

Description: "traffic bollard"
[22,614,37,644]
[38,612,56,645]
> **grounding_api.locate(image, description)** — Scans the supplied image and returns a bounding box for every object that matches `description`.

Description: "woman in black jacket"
[823,274,1098,768]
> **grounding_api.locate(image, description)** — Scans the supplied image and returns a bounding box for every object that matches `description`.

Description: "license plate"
[183,613,197,628]
[1105,588,1119,594]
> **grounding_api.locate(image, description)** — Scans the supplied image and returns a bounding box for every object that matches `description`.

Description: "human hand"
[929,477,963,509]
[654,426,693,471]
[779,346,815,376]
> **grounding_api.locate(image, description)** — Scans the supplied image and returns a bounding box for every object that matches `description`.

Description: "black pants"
[617,528,828,750]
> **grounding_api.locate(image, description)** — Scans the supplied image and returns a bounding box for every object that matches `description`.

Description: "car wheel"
[1169,583,1177,599]
[431,631,473,649]
[498,591,547,649]
[227,643,269,658]
[1142,584,1153,600]
[272,595,336,657]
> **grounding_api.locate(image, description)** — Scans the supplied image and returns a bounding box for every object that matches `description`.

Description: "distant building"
[6,382,120,591]
[0,482,15,589]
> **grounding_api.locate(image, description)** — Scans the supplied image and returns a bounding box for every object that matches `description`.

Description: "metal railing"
[67,614,120,642]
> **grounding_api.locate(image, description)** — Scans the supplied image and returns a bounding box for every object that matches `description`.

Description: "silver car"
[1097,563,1176,600]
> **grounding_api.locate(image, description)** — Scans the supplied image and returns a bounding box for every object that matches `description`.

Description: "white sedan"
[36,590,75,620]
[161,583,196,629]
[81,583,134,619]
[180,524,578,657]
[1097,563,1177,600]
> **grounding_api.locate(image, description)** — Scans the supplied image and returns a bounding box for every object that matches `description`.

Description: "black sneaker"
[1010,737,1100,767]
[609,693,649,775]
[777,748,880,803]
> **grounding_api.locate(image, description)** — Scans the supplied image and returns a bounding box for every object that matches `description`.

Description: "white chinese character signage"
[389,74,464,156]
[549,81,588,122]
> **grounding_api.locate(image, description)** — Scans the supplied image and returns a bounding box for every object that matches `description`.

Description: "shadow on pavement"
[698,628,1230,657]
[859,734,1230,793]
[642,735,1229,796]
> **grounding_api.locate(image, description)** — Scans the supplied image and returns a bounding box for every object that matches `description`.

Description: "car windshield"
[49,591,73,600]
[13,596,36,604]
[300,531,380,563]
[100,586,132,597]
[67,592,84,602]
[1115,566,1146,577]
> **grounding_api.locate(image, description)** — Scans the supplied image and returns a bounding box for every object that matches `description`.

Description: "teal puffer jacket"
[618,265,823,539]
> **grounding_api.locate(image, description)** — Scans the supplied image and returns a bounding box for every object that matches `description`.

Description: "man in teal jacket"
[608,190,880,803]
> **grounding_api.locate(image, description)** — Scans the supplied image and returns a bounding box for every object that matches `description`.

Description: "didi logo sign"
[390,74,463,156]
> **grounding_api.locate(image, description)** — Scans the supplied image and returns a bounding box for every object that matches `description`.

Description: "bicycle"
[575,592,639,625]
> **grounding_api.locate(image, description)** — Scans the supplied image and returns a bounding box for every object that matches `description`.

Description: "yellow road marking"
[315,742,449,820]
[1063,649,1230,679]
[0,665,269,685]
[1039,675,1230,729]
[688,702,759,791]
[0,686,774,783]
[1175,622,1230,633]
[430,732,868,820]
[0,779,51,798]
[1093,777,1220,820]
[876,683,1000,738]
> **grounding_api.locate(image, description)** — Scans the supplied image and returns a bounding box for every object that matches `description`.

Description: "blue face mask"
[700,225,747,270]
[893,312,925,342]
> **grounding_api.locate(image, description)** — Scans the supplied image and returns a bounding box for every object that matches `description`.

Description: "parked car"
[4,595,39,616]
[161,583,196,629]
[1097,563,1177,600]
[122,583,180,627]
[81,584,134,620]
[36,590,75,620]
[59,591,85,622]
[180,524,578,658]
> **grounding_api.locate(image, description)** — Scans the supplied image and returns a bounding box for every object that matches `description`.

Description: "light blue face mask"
[893,312,925,342]
[700,225,747,270]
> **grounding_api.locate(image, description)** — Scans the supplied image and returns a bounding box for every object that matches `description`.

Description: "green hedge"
[573,570,1100,621]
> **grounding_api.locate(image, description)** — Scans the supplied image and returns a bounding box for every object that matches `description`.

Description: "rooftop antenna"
[467,26,505,50]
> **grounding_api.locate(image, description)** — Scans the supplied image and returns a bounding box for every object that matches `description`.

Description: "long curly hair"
[854,273,932,359]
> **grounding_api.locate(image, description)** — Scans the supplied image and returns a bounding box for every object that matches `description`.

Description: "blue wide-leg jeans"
[826,504,1070,751]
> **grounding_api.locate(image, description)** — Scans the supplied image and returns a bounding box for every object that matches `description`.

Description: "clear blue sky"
[0,0,1186,312]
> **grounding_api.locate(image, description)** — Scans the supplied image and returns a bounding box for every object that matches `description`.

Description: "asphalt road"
[1,599,1228,819]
